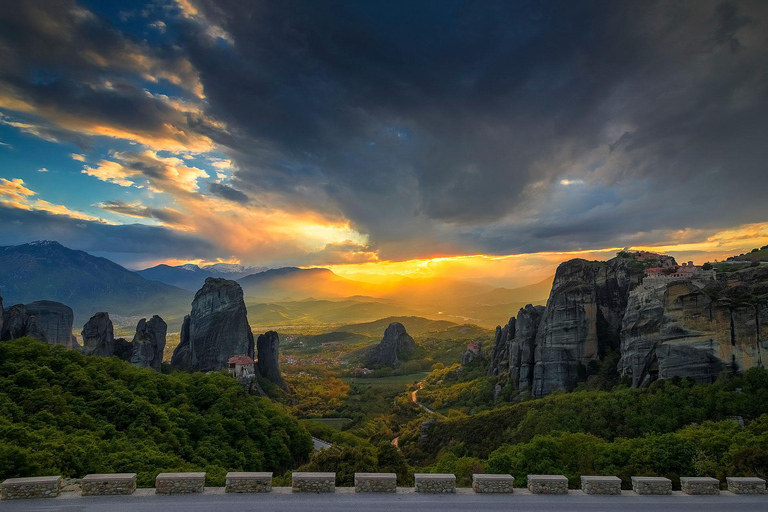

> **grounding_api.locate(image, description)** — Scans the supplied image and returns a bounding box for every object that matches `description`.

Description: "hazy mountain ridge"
[0,241,191,326]
[138,262,269,291]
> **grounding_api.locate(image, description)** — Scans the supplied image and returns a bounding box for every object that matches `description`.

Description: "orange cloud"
[0,177,106,223]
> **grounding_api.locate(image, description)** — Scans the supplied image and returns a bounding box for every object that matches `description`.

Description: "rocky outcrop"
[532,257,643,397]
[81,312,115,357]
[113,338,133,361]
[256,331,289,391]
[1,300,78,348]
[171,315,192,368]
[620,270,768,386]
[366,322,417,367]
[170,278,254,372]
[130,316,167,370]
[461,341,483,365]
[487,318,514,375]
[0,295,3,335]
[487,305,545,391]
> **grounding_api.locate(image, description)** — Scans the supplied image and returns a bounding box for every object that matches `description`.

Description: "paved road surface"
[311,436,332,450]
[2,488,767,512]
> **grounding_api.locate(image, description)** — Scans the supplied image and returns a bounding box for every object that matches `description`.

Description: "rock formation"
[461,341,483,365]
[531,257,643,396]
[366,322,417,367]
[81,312,115,357]
[256,331,289,391]
[113,338,133,361]
[171,278,254,372]
[1,300,78,348]
[0,294,3,335]
[130,316,167,371]
[487,305,545,390]
[620,267,768,386]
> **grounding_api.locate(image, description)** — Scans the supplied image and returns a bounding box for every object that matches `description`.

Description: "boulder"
[170,278,254,372]
[256,331,289,392]
[366,322,417,367]
[130,316,167,370]
[81,312,115,357]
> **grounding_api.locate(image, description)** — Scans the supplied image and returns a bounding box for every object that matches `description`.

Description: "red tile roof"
[228,355,255,365]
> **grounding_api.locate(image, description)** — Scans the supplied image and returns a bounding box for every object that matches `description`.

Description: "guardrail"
[1,472,766,500]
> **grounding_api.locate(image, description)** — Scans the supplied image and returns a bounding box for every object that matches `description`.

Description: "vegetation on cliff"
[0,338,313,486]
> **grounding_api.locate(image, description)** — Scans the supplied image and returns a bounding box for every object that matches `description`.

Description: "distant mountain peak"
[27,240,63,247]
[179,264,201,271]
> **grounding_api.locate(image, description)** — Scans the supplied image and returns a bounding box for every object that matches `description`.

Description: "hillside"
[0,241,191,326]
[0,338,312,484]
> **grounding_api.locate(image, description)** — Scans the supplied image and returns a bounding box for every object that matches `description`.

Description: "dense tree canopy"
[0,338,313,486]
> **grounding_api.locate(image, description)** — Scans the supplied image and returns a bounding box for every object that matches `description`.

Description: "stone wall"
[472,474,514,493]
[631,476,671,495]
[681,477,719,495]
[581,476,621,495]
[414,474,456,493]
[354,473,396,493]
[727,477,767,494]
[292,472,335,493]
[1,476,61,500]
[155,473,205,494]
[527,475,568,494]
[225,472,272,493]
[81,474,136,496]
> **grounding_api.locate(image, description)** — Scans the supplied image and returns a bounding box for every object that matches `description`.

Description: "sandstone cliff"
[1,300,78,348]
[366,322,417,367]
[531,257,643,396]
[620,266,768,386]
[256,331,290,392]
[130,316,167,371]
[171,278,254,372]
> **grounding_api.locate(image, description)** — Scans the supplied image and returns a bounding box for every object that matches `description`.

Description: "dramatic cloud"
[0,178,104,222]
[0,0,767,270]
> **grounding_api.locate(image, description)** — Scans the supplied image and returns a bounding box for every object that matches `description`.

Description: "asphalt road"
[1,489,767,512]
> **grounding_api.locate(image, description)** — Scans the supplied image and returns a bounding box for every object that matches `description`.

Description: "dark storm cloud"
[208,182,249,204]
[0,204,216,264]
[170,0,768,257]
[1,0,767,263]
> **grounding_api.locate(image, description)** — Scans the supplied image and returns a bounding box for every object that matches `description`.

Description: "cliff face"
[620,267,768,386]
[1,300,78,348]
[130,316,167,371]
[81,312,115,357]
[487,305,545,391]
[256,331,289,392]
[531,257,641,396]
[366,322,417,367]
[171,278,254,372]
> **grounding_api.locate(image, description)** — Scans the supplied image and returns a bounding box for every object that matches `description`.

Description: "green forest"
[0,338,313,486]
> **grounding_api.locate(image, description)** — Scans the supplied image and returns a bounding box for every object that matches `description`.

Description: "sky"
[0,0,767,286]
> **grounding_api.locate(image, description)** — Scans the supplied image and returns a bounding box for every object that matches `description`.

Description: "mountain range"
[137,262,269,291]
[0,241,551,330]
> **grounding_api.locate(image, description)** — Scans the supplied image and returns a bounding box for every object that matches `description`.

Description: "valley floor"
[1,488,767,512]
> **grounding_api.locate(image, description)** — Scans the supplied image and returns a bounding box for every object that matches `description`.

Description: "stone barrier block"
[680,477,720,495]
[415,473,456,493]
[225,472,272,493]
[581,475,621,495]
[155,472,205,494]
[1,476,61,500]
[527,475,568,494]
[472,474,514,493]
[631,476,672,495]
[292,472,335,493]
[82,474,137,496]
[354,473,397,493]
[727,477,767,494]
